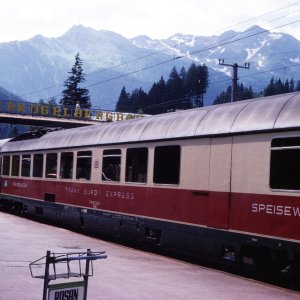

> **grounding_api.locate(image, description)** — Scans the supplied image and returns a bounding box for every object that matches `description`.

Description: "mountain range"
[0,25,299,109]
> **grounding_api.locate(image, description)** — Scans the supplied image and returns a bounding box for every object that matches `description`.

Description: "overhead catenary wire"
[40,24,300,109]
[65,20,298,95]
[86,2,300,79]
[207,62,300,86]
[209,1,300,35]
[216,50,300,63]
[21,3,300,102]
[118,62,300,111]
[86,58,297,108]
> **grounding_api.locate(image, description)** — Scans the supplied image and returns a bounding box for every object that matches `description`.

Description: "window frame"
[33,153,44,178]
[2,155,11,176]
[269,137,300,191]
[45,152,58,179]
[60,151,74,180]
[125,147,148,184]
[21,154,31,177]
[76,150,92,181]
[153,145,181,185]
[102,149,121,182]
[11,155,20,177]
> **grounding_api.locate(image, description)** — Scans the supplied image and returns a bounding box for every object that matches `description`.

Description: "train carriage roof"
[1,92,300,152]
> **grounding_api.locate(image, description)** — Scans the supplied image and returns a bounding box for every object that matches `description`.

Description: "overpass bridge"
[0,99,144,128]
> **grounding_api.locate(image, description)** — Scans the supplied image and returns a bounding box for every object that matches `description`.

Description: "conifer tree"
[115,63,209,115]
[129,88,148,113]
[289,78,295,92]
[147,77,166,114]
[264,77,276,96]
[184,63,209,107]
[116,86,130,112]
[264,77,294,96]
[164,67,185,111]
[213,86,232,105]
[61,53,91,108]
[213,83,254,105]
[179,67,187,83]
[296,80,300,91]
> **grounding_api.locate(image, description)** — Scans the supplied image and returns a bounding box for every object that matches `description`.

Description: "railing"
[29,249,107,300]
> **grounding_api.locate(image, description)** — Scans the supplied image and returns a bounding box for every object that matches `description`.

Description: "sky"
[0,0,299,43]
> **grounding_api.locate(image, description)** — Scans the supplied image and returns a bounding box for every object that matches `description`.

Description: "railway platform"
[0,211,299,300]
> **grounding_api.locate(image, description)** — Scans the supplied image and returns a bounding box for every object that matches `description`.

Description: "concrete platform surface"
[0,212,299,300]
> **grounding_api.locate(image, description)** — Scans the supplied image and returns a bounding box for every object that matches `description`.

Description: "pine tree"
[289,78,295,92]
[214,86,232,105]
[264,77,276,96]
[129,88,148,113]
[243,86,254,100]
[61,53,91,108]
[147,77,166,114]
[276,79,284,94]
[264,77,293,96]
[116,86,130,112]
[197,64,209,107]
[296,80,300,91]
[164,67,185,111]
[184,63,209,107]
[213,83,254,105]
[184,63,198,94]
[115,63,209,115]
[283,79,289,93]
[179,67,187,82]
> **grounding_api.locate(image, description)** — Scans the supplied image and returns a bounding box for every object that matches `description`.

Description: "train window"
[11,155,20,177]
[102,149,121,182]
[126,148,148,183]
[33,154,44,177]
[2,155,10,176]
[76,151,92,180]
[21,154,31,177]
[60,152,73,179]
[154,145,181,184]
[271,137,300,147]
[46,153,57,178]
[270,138,300,190]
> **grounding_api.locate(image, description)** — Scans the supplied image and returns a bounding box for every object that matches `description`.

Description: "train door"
[207,137,232,229]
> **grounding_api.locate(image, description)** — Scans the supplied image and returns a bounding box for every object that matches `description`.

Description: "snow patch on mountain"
[290,56,300,63]
[0,24,299,108]
[269,32,283,40]
[245,39,268,60]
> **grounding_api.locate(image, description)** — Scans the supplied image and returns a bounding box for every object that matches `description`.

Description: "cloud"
[0,0,298,42]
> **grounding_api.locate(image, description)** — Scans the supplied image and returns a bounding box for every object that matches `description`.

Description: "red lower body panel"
[1,178,300,241]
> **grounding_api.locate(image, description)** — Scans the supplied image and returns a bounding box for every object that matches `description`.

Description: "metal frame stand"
[29,249,107,300]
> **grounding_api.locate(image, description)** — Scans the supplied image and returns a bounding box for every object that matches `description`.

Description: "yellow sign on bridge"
[0,100,146,122]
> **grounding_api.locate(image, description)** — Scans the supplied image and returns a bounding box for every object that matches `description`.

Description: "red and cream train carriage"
[1,92,300,278]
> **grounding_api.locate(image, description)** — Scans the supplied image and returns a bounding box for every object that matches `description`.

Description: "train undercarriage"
[1,194,299,290]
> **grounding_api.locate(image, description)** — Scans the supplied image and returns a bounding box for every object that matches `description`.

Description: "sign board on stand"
[48,281,85,300]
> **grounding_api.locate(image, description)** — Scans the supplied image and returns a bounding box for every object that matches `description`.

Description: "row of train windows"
[2,151,92,180]
[1,145,181,185]
[2,136,299,190]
